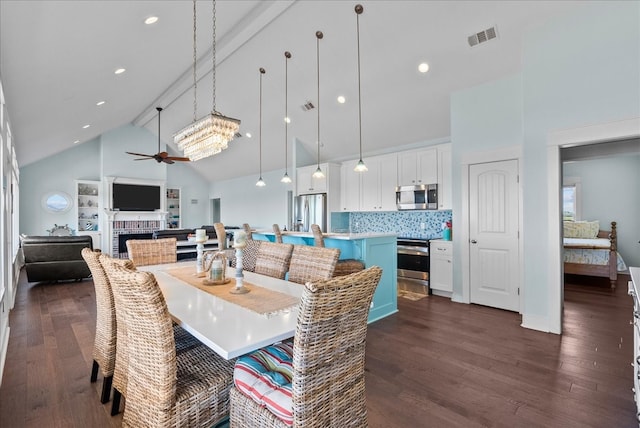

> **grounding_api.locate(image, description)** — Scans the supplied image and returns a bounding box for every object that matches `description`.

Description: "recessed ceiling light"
[284,117,291,124]
[73,140,80,144]
[96,101,105,106]
[337,96,346,104]
[418,62,430,73]
[144,16,159,25]
[114,68,126,75]
[246,132,252,138]
[82,124,90,129]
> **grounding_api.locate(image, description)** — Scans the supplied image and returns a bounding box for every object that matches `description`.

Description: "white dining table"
[140,262,302,360]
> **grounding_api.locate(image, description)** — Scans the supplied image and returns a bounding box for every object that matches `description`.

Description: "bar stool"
[310,224,365,276]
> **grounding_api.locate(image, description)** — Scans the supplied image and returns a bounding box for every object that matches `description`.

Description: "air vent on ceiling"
[468,26,498,47]
[301,101,315,111]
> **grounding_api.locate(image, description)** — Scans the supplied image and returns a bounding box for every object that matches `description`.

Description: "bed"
[563,220,622,289]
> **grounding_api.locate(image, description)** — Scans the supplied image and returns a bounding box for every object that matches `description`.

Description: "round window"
[42,192,73,213]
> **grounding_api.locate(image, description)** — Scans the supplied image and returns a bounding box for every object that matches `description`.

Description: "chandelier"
[174,0,240,161]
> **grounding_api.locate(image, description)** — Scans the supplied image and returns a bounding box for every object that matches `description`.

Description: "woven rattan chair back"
[243,223,254,240]
[82,248,117,403]
[125,237,177,267]
[230,266,383,427]
[101,254,235,427]
[310,224,325,247]
[273,224,283,243]
[287,245,340,285]
[214,223,228,249]
[254,242,294,279]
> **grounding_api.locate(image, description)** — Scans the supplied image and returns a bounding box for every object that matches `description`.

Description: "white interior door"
[469,160,520,311]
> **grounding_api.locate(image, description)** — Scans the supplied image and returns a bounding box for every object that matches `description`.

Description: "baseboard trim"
[521,313,558,334]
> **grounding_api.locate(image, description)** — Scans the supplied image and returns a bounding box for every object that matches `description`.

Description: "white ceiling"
[1,0,589,182]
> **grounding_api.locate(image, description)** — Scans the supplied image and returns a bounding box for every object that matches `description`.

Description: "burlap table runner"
[165,266,299,316]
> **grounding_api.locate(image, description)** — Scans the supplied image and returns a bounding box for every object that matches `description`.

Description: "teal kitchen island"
[253,231,397,323]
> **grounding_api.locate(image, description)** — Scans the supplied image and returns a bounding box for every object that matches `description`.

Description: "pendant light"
[174,0,240,161]
[256,67,266,187]
[312,31,325,179]
[281,51,293,184]
[353,4,368,172]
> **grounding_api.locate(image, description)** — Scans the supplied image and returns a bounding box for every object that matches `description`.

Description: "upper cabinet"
[340,153,398,212]
[437,144,452,210]
[398,148,437,186]
[166,188,181,229]
[361,153,398,211]
[296,164,329,195]
[340,160,361,211]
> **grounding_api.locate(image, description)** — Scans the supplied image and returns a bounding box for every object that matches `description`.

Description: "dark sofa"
[22,235,93,283]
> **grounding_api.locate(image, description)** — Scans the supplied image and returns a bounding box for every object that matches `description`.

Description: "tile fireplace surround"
[105,210,167,258]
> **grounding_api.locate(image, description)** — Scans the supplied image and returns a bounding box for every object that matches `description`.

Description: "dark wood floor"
[0,271,636,427]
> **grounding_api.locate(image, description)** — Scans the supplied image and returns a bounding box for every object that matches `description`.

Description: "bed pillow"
[563,220,599,239]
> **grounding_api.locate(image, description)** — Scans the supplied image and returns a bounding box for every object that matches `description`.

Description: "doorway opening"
[211,198,220,224]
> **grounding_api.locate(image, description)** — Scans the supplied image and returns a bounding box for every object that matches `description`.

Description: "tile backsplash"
[331,210,453,239]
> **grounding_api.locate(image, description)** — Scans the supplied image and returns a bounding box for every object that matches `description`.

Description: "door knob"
[470,239,477,244]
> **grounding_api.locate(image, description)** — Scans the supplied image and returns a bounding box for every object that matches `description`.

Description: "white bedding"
[563,237,611,249]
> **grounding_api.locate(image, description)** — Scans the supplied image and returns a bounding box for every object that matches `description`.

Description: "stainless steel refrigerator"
[292,193,327,232]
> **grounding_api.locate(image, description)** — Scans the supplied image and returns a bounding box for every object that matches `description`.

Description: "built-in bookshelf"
[166,188,181,229]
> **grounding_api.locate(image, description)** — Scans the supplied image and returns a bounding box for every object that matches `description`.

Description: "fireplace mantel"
[105,210,168,222]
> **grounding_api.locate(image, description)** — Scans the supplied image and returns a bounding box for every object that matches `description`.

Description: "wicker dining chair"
[214,222,236,265]
[287,245,340,285]
[243,223,254,240]
[230,266,383,427]
[310,224,365,276]
[232,238,262,272]
[273,224,283,243]
[254,242,294,279]
[95,253,201,416]
[101,254,235,427]
[82,248,121,404]
[125,237,177,267]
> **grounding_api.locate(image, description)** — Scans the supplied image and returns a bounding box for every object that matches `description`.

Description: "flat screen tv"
[112,183,161,211]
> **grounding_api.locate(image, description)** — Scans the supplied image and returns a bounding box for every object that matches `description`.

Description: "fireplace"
[118,233,153,257]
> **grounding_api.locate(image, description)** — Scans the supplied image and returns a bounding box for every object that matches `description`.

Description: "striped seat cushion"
[233,342,294,426]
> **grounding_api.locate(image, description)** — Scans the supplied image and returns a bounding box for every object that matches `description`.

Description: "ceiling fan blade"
[158,151,169,158]
[162,158,175,164]
[165,156,191,162]
[133,157,153,161]
[126,151,154,158]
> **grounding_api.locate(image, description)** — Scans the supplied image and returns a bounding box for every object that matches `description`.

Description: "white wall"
[563,154,640,267]
[451,1,640,331]
[211,168,292,230]
[20,137,101,235]
[19,124,212,235]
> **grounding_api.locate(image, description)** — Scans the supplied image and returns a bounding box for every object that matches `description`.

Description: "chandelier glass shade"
[175,0,240,161]
[175,113,240,161]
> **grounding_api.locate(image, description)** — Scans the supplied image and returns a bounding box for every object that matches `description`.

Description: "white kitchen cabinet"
[340,160,361,211]
[361,153,398,211]
[398,148,437,186]
[437,144,452,210]
[296,164,329,195]
[340,154,397,212]
[430,239,452,293]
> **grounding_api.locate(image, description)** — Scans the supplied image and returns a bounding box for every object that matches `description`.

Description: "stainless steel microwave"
[396,184,438,210]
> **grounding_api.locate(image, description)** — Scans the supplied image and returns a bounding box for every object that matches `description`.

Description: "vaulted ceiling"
[1,0,589,182]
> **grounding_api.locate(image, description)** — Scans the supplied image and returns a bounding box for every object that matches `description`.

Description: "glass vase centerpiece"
[230,230,250,294]
[202,251,229,285]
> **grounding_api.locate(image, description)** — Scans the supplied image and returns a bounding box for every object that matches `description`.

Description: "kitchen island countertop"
[256,230,397,240]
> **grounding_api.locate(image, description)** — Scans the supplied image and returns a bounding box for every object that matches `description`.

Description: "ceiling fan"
[126,107,190,164]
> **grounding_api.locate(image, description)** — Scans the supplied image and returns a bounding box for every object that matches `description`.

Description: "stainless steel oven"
[397,237,430,291]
